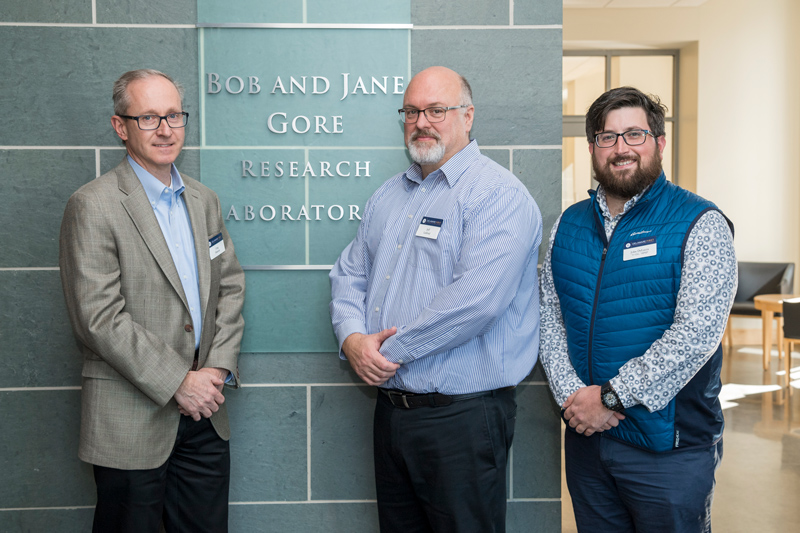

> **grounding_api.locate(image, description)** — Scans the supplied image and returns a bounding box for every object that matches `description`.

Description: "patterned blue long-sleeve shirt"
[539,186,737,411]
[330,140,543,395]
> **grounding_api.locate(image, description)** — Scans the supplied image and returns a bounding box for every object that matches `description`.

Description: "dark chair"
[781,298,800,393]
[724,262,795,348]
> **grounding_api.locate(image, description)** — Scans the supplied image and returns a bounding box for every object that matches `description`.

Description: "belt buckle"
[387,391,410,408]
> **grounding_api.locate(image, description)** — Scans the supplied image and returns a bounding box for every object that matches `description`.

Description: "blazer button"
[184,324,194,332]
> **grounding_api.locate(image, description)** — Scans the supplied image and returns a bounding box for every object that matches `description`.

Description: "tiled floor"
[560,345,800,533]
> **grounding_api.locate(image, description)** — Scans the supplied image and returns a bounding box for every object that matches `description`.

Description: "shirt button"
[385,275,390,280]
[421,187,426,192]
[408,214,413,218]
[398,359,404,364]
[375,307,380,312]
[397,244,402,249]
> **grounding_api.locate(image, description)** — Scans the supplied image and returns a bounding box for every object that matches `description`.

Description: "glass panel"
[662,121,673,181]
[562,56,605,115]
[563,53,677,209]
[562,136,593,210]
[611,55,674,117]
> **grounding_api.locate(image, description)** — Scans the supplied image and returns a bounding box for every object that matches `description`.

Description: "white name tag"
[415,217,443,240]
[623,237,657,261]
[209,233,225,260]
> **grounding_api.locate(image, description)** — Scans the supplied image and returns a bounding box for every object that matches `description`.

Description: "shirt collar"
[595,182,650,223]
[403,139,480,189]
[127,155,185,207]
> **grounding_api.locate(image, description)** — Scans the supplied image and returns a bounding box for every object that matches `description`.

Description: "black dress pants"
[92,415,230,533]
[373,388,516,533]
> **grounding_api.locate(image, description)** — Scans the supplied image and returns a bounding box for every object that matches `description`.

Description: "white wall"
[564,0,800,294]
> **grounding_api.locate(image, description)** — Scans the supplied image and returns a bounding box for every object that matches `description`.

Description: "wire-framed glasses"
[594,129,652,148]
[118,112,189,130]
[397,105,469,124]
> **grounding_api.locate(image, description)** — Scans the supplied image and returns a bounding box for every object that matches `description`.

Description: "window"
[562,50,679,210]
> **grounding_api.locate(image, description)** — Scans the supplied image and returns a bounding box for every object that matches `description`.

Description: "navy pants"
[92,415,230,533]
[373,388,516,533]
[565,429,722,533]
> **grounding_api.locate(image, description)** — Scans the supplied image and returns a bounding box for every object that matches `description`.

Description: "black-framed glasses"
[594,129,652,148]
[398,105,469,124]
[118,112,189,130]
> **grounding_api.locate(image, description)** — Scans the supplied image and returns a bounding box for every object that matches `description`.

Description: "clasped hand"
[342,328,400,386]
[174,367,227,421]
[562,385,625,437]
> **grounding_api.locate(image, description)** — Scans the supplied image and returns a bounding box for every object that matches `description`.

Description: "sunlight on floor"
[718,383,782,410]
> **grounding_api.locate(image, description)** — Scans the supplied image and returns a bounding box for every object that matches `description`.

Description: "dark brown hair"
[585,86,667,143]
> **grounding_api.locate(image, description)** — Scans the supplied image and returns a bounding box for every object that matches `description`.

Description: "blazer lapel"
[117,160,189,308]
[183,183,211,316]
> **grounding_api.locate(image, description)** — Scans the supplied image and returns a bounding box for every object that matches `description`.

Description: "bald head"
[405,67,473,108]
[403,67,475,177]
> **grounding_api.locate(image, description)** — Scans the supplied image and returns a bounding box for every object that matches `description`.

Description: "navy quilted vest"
[551,175,728,452]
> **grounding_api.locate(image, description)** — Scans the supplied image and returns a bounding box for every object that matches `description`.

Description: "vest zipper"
[587,193,646,384]
[587,245,607,385]
[586,192,648,385]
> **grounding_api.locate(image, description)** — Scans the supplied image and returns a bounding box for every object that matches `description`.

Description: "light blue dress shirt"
[128,156,202,349]
[330,141,543,394]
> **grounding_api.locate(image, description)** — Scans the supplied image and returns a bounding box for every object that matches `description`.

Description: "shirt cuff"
[335,320,368,360]
[379,334,410,365]
[610,376,638,409]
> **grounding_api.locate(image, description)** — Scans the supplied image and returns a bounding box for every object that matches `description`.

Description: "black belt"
[380,386,515,409]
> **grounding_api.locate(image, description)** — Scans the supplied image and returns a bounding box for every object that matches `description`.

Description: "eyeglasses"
[398,105,469,124]
[594,129,652,148]
[118,112,189,130]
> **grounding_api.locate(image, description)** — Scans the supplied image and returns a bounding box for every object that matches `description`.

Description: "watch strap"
[601,381,624,412]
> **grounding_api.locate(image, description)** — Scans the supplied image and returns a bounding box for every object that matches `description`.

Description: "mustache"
[410,129,442,142]
[608,154,640,164]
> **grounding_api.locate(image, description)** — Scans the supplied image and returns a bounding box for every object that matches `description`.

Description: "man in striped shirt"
[330,66,543,533]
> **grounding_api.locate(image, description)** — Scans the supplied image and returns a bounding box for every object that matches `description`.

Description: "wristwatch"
[600,381,624,412]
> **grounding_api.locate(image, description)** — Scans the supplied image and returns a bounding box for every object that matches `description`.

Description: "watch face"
[603,391,618,408]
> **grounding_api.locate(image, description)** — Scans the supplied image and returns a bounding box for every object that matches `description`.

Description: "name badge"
[415,217,443,240]
[209,233,225,260]
[623,237,657,261]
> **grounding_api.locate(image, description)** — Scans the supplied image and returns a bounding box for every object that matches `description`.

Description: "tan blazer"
[59,159,245,470]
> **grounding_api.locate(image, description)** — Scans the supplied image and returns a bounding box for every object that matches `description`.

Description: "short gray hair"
[459,75,473,107]
[112,69,184,116]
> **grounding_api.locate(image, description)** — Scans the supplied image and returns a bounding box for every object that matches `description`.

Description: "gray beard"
[408,139,446,165]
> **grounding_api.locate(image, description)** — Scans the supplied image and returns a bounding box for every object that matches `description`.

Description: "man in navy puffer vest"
[540,87,737,533]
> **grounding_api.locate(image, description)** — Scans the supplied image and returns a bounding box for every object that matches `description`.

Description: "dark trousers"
[92,415,230,533]
[565,429,722,533]
[373,388,516,533]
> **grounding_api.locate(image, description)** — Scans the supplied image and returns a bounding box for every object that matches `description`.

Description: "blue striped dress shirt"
[128,156,202,349]
[330,141,543,394]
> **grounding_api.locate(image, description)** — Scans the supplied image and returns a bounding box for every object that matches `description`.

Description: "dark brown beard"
[592,151,662,199]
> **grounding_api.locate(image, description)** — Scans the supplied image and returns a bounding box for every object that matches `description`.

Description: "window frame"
[563,49,680,185]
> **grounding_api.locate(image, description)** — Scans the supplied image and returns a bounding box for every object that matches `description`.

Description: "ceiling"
[563,0,708,7]
[562,0,707,49]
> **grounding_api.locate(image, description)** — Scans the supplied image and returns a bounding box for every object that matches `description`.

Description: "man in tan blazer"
[59,69,245,533]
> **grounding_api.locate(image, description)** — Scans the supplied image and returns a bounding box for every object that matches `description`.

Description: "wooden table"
[753,294,797,370]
